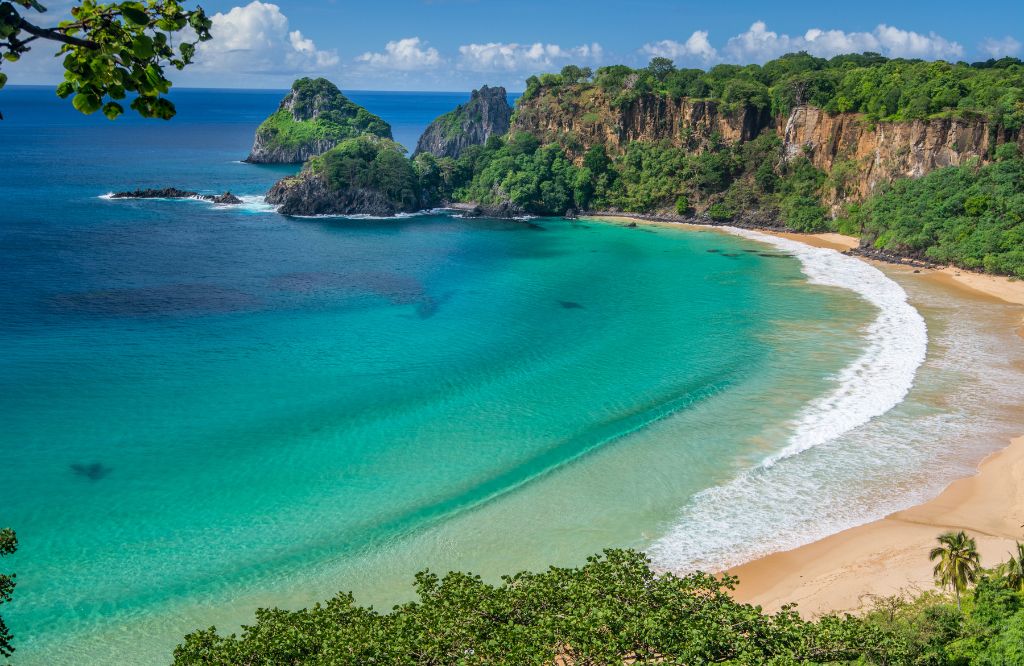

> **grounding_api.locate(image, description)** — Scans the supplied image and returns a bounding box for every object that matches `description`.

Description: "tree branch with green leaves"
[0,0,212,119]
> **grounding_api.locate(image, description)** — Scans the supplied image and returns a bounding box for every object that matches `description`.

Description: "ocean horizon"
[3,85,1023,664]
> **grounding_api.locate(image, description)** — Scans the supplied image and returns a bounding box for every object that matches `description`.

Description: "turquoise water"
[0,88,890,663]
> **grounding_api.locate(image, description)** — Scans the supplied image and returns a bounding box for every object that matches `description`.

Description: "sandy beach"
[730,230,1024,615]
[587,216,1024,617]
[730,436,1024,616]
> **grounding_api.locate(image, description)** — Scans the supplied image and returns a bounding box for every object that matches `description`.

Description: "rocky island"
[245,77,392,164]
[265,136,423,216]
[111,188,243,204]
[414,85,512,158]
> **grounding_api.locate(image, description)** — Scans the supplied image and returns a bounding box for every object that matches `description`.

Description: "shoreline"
[583,214,1024,616]
[584,213,1024,311]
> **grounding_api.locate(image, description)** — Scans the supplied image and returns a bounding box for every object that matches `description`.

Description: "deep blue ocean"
[0,85,892,663]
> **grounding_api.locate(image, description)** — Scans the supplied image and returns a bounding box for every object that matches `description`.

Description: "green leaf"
[0,72,7,90]
[120,6,150,26]
[71,92,101,115]
[55,81,73,98]
[132,34,154,59]
[4,52,19,62]
[102,101,124,120]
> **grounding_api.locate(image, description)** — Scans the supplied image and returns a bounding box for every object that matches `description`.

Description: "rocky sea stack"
[414,85,512,159]
[245,78,392,164]
[265,135,424,216]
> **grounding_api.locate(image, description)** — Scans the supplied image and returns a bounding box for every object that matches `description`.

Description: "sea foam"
[650,228,928,572]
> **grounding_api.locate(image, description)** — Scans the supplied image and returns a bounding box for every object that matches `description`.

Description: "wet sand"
[585,216,1024,616]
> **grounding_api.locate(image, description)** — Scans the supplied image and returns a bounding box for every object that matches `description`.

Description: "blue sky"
[12,0,1024,90]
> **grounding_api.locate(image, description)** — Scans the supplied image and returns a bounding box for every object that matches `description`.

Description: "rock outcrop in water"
[111,188,243,204]
[414,86,512,158]
[265,136,421,216]
[245,78,393,164]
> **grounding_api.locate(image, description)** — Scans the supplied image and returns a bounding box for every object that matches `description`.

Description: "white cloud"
[357,37,442,70]
[872,24,964,59]
[642,31,718,64]
[723,21,963,63]
[194,1,339,73]
[457,42,603,72]
[978,36,1022,58]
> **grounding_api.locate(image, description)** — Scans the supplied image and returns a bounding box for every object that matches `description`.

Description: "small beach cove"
[588,215,1024,616]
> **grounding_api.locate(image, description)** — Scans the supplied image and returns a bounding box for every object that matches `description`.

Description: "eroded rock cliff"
[779,107,1024,205]
[511,88,1024,208]
[512,89,771,156]
[414,86,512,158]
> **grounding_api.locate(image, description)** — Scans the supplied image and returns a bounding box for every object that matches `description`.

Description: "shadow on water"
[50,284,260,317]
[413,292,454,319]
[70,463,112,481]
[558,300,585,309]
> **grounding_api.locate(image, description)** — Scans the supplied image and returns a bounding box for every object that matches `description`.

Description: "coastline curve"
[651,227,928,572]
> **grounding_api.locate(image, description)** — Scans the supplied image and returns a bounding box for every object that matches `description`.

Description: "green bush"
[707,202,734,220]
[858,155,1024,277]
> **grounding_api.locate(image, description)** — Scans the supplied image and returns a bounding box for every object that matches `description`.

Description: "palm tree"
[929,530,981,610]
[997,541,1024,592]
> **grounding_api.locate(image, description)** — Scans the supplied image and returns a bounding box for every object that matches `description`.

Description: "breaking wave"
[651,228,928,572]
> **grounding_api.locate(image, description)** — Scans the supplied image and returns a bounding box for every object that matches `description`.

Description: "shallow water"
[2,87,1022,664]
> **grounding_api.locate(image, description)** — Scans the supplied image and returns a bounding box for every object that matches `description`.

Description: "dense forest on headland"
[269,53,1024,277]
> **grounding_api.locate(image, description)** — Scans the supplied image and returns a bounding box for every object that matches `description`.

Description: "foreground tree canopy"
[0,528,16,659]
[174,548,1024,665]
[0,0,212,119]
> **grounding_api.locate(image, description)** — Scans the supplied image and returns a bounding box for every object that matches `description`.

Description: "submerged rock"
[111,188,243,204]
[245,78,392,164]
[414,86,512,159]
[70,462,112,480]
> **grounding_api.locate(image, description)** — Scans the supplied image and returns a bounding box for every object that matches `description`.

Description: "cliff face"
[246,78,392,164]
[511,89,772,156]
[780,107,1024,205]
[512,88,1023,208]
[414,86,512,158]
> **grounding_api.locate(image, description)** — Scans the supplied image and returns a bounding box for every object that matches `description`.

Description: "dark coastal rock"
[454,201,527,219]
[266,172,409,217]
[847,246,937,269]
[414,86,512,159]
[245,78,392,164]
[111,188,243,205]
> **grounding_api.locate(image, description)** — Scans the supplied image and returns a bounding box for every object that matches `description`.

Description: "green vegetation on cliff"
[437,131,828,229]
[847,145,1024,277]
[248,78,392,163]
[310,136,420,210]
[524,52,1024,125]
[173,545,1024,665]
